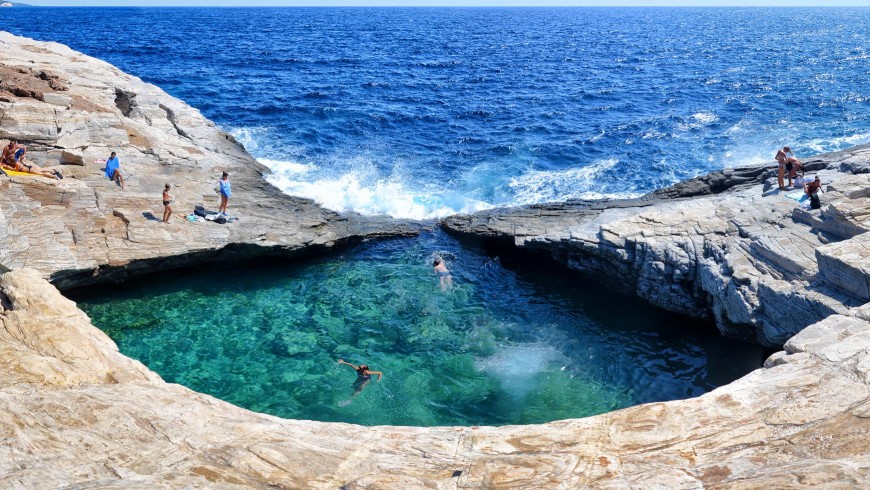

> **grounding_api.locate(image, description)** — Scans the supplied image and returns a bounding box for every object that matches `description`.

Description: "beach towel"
[1,168,55,179]
[784,191,808,203]
[105,156,120,179]
[218,179,232,198]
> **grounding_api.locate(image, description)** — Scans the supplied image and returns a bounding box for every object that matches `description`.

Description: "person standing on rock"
[775,146,790,190]
[217,171,231,216]
[105,151,126,189]
[162,184,173,223]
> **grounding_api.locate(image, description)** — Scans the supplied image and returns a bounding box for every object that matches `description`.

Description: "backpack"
[810,193,821,210]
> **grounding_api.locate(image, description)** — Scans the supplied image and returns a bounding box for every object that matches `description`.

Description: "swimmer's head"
[784,146,791,153]
[360,364,368,371]
[433,256,442,266]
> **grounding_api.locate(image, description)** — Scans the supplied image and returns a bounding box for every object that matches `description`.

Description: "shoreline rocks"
[2,31,870,488]
[0,31,419,291]
[443,147,870,348]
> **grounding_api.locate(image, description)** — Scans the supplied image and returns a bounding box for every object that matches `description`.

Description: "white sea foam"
[476,343,567,399]
[507,159,641,204]
[261,158,491,220]
[804,132,870,154]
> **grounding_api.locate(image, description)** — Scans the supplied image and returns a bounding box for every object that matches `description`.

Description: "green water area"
[71,231,766,427]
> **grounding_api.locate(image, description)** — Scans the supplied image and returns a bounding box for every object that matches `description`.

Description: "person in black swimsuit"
[162,184,173,223]
[337,358,383,397]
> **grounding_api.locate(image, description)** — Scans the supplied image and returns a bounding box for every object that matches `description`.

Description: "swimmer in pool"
[337,359,382,399]
[433,256,452,290]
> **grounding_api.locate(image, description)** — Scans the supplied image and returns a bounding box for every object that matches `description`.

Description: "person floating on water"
[337,358,382,400]
[433,256,452,290]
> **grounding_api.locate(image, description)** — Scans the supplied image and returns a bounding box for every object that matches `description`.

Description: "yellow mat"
[1,168,54,179]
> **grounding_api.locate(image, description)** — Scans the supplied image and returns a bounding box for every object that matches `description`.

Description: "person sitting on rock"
[1,140,60,179]
[804,175,823,209]
[1,139,20,170]
[104,151,126,189]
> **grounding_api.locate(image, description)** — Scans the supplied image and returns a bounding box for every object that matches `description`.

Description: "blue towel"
[219,179,232,198]
[105,157,119,179]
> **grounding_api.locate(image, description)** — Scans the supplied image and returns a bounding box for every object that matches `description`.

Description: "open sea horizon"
[5,6,870,218]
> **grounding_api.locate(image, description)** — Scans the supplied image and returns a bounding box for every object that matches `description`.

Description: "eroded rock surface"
[3,31,870,489]
[0,31,416,290]
[444,151,870,347]
[2,268,870,488]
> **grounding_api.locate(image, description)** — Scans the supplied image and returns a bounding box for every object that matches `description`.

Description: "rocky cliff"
[0,31,416,290]
[444,147,870,348]
[3,32,870,488]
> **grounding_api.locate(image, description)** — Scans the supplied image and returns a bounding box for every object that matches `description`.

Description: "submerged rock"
[443,156,870,348]
[3,267,870,488]
[1,32,870,489]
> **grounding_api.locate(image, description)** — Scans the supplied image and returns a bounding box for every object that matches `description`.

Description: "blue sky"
[19,1,870,6]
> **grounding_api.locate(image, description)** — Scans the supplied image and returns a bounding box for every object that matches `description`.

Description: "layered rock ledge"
[0,31,416,290]
[3,32,870,488]
[444,146,870,348]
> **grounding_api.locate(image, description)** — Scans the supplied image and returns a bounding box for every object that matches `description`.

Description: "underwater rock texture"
[0,32,416,290]
[2,32,870,488]
[3,268,870,488]
[444,147,870,348]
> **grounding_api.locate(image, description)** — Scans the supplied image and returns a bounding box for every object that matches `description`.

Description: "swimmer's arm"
[367,370,383,381]
[337,359,358,370]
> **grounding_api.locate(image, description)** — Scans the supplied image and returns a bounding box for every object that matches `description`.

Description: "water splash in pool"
[70,231,765,426]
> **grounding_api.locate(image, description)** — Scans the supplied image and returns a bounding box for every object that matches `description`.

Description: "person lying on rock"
[337,358,382,399]
[1,140,60,179]
[105,151,126,189]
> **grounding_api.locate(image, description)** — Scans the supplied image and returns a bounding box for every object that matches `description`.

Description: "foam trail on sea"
[262,158,492,220]
[508,158,642,204]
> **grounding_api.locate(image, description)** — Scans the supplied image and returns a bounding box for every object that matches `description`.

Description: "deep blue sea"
[10,7,853,426]
[6,7,870,218]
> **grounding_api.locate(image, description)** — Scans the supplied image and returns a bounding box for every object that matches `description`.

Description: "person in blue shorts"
[217,171,231,215]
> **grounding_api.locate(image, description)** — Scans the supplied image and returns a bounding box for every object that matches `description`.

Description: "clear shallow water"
[70,232,765,426]
[6,7,870,219]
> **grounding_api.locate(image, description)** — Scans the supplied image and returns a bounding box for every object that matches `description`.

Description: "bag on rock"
[810,193,821,209]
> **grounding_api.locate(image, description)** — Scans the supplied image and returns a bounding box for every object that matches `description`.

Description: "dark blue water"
[6,7,870,218]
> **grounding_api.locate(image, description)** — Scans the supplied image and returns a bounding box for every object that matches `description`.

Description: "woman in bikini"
[162,184,173,223]
[2,140,60,179]
[433,256,453,291]
[337,359,383,398]
[775,146,790,190]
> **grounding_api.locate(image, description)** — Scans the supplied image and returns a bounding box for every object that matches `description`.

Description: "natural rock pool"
[71,231,765,426]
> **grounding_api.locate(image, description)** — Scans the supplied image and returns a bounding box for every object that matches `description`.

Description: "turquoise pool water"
[71,231,765,426]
